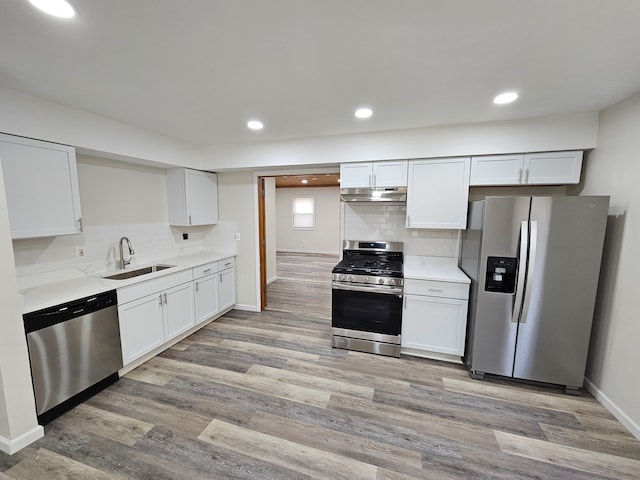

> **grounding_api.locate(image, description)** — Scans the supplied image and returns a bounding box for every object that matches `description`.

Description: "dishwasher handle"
[24,290,118,333]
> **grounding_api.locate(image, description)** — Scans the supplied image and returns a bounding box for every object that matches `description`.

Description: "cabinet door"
[373,160,408,187]
[0,134,82,238]
[185,170,218,225]
[163,282,195,340]
[402,295,468,356]
[469,154,524,186]
[219,268,236,311]
[194,274,220,324]
[524,151,583,185]
[118,294,165,365]
[406,158,470,229]
[340,163,373,188]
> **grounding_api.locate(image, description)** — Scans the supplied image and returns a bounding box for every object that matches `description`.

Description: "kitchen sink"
[103,264,175,280]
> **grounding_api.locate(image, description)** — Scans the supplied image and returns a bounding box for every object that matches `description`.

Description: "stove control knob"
[388,279,395,286]
[347,275,355,282]
[378,278,385,285]
[364,277,369,283]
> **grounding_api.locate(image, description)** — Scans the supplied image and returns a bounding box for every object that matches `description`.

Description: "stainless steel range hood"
[340,187,407,202]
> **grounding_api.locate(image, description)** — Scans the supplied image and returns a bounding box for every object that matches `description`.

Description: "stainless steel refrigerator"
[459,195,609,393]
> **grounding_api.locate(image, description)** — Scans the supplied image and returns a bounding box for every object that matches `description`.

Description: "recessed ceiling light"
[247,120,263,130]
[301,179,308,184]
[355,107,373,119]
[493,92,518,105]
[29,0,76,18]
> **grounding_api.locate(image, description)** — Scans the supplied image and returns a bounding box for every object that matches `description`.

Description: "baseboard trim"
[233,303,259,312]
[584,377,640,440]
[0,425,44,455]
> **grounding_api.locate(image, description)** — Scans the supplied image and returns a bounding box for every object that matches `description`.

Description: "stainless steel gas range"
[331,240,403,357]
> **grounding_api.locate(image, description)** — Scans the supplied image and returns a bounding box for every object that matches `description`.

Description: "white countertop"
[404,255,470,284]
[20,251,235,314]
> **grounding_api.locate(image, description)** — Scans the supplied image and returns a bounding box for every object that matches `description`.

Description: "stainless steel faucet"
[118,236,135,269]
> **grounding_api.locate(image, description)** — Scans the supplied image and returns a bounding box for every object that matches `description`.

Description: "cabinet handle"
[518,169,523,183]
[203,268,212,274]
[77,217,83,232]
[524,169,530,183]
[224,262,232,268]
[369,174,372,187]
[428,288,444,293]
[403,296,407,309]
[158,295,163,305]
[373,173,376,186]
[163,292,167,304]
[188,215,192,225]
[195,281,199,292]
[219,275,223,283]
[407,214,411,227]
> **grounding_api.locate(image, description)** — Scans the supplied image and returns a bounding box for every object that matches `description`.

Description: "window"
[292,195,315,230]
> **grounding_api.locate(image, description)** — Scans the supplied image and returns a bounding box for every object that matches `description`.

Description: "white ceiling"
[2,0,640,147]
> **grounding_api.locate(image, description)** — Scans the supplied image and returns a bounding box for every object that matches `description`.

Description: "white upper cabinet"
[166,168,218,226]
[470,151,583,186]
[0,133,83,239]
[340,160,408,188]
[524,151,583,185]
[406,157,470,229]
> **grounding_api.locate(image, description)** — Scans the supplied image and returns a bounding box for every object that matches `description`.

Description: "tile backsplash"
[343,203,459,257]
[13,221,238,288]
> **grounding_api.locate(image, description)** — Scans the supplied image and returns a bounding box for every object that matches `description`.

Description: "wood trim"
[258,177,267,311]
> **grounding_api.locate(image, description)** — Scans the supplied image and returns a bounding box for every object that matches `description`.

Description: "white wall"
[203,112,599,170]
[578,94,640,438]
[264,178,277,283]
[218,171,258,311]
[0,86,202,169]
[0,163,43,454]
[276,187,341,255]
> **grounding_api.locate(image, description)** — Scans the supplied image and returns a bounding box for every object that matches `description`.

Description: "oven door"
[331,283,403,336]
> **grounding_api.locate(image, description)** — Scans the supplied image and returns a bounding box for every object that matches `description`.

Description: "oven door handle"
[332,282,403,295]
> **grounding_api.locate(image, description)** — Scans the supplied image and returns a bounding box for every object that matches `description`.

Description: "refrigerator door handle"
[520,220,537,324]
[512,220,529,322]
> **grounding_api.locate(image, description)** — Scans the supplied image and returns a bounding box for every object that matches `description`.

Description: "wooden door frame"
[258,177,267,311]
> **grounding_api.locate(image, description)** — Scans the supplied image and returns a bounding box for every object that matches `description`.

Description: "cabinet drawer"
[404,278,469,300]
[193,262,218,279]
[117,269,193,304]
[218,257,235,271]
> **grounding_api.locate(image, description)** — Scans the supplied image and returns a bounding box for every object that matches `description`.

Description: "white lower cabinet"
[219,264,236,311]
[118,258,236,367]
[401,278,469,361]
[194,272,220,324]
[118,293,165,365]
[163,282,196,340]
[117,270,194,366]
[193,257,236,324]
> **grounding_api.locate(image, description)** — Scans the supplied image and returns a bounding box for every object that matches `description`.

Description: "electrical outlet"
[233,232,241,241]
[76,246,86,258]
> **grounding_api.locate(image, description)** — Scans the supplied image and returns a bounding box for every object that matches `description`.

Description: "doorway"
[257,173,340,311]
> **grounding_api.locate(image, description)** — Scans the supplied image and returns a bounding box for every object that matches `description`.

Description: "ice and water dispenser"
[485,256,517,293]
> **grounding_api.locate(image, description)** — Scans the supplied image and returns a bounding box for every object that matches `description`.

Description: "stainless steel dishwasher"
[23,289,123,424]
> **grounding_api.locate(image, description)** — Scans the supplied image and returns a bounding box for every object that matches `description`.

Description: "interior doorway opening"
[257,173,340,311]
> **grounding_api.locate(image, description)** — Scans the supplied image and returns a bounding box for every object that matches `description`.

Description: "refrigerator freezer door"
[468,196,531,377]
[513,196,609,388]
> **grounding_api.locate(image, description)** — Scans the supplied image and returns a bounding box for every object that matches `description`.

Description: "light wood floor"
[2,252,639,479]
